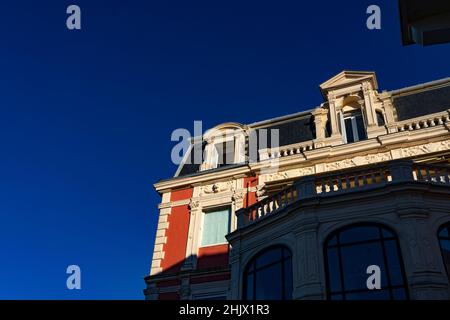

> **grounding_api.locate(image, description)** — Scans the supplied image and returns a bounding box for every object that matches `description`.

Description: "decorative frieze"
[401,140,450,157]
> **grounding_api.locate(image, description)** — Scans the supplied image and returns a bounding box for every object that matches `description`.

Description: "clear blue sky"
[0,0,448,299]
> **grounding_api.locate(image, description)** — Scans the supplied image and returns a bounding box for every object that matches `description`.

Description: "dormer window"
[211,139,236,168]
[341,111,367,143]
[200,124,246,171]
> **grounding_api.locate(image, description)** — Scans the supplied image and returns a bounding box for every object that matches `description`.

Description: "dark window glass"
[255,263,283,300]
[339,226,380,244]
[344,118,355,143]
[255,247,282,269]
[346,289,391,300]
[244,246,292,300]
[438,225,450,279]
[327,248,342,292]
[215,140,235,167]
[343,111,367,143]
[340,242,387,291]
[376,111,385,126]
[355,115,367,140]
[324,224,408,300]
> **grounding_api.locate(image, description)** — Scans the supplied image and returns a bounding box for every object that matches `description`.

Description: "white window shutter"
[339,112,347,143]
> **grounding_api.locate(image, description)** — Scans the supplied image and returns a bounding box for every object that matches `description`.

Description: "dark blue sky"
[0,0,448,299]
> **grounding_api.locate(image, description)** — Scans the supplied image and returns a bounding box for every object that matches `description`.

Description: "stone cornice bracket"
[396,201,429,219]
[189,199,200,210]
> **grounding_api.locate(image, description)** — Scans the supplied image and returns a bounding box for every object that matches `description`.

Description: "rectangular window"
[201,207,230,246]
[342,112,367,144]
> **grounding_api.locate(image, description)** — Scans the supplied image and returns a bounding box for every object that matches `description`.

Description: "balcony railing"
[395,111,449,133]
[236,160,450,228]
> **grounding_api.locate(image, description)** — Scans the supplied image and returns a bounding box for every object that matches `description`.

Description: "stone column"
[182,199,202,270]
[396,198,450,299]
[293,213,325,300]
[326,93,344,146]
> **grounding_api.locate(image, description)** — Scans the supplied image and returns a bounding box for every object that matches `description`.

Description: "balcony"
[236,160,450,228]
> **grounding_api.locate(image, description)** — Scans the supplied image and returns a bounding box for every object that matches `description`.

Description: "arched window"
[438,223,450,278]
[243,246,292,300]
[324,224,408,300]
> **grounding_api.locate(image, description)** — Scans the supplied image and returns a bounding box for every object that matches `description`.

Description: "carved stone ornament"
[232,191,244,202]
[255,185,266,198]
[401,141,450,158]
[324,152,392,171]
[265,166,315,182]
[189,199,200,210]
[200,181,234,195]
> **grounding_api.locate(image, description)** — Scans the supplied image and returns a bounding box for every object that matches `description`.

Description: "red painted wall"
[197,244,229,269]
[160,188,193,273]
[244,176,258,207]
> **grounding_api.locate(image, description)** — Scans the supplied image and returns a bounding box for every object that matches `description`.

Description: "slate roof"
[392,83,450,121]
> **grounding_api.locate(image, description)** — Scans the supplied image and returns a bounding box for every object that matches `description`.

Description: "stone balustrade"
[236,160,450,228]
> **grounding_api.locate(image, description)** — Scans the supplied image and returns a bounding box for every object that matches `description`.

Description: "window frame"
[323,223,409,300]
[243,245,293,300]
[200,206,231,248]
[437,223,450,280]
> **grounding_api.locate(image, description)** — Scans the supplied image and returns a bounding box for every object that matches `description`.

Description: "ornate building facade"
[144,71,450,300]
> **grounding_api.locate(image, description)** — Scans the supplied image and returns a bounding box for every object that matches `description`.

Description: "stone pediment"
[320,70,378,96]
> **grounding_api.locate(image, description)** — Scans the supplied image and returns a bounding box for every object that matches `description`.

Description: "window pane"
[382,228,395,239]
[327,248,342,292]
[339,226,380,244]
[345,289,390,300]
[201,208,230,246]
[439,227,450,238]
[376,111,385,126]
[355,115,367,140]
[439,239,450,275]
[244,246,292,301]
[392,288,407,300]
[345,118,355,143]
[341,242,386,291]
[245,274,254,300]
[327,235,338,246]
[255,263,283,300]
[325,225,407,301]
[283,257,293,300]
[255,247,282,269]
[384,240,404,286]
